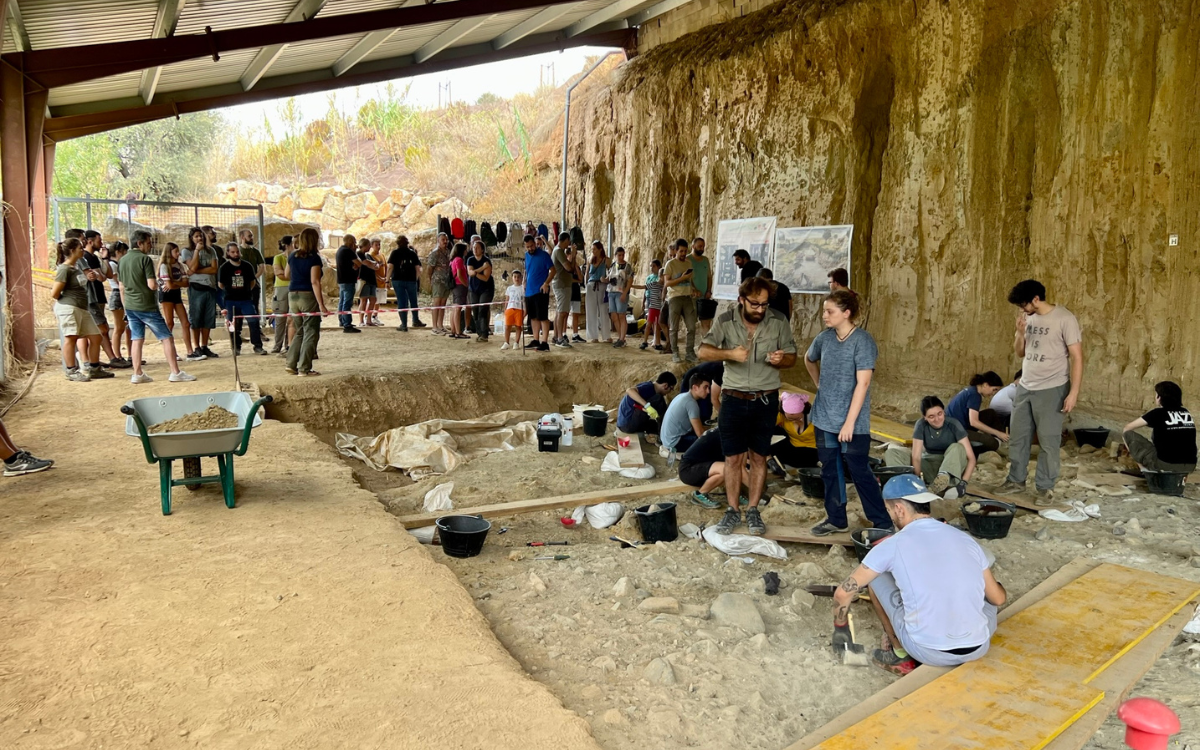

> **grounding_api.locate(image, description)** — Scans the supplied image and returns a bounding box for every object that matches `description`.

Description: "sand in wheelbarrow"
[148,405,239,434]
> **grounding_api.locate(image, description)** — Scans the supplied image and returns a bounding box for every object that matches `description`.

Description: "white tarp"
[335,410,542,478]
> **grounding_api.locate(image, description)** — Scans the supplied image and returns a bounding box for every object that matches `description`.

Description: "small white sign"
[1169,234,1179,246]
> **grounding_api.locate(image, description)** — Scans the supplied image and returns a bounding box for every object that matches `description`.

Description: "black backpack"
[464,219,477,239]
[438,216,452,237]
[480,221,497,246]
[496,221,508,243]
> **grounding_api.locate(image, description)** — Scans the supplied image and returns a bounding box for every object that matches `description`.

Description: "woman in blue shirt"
[946,372,1007,454]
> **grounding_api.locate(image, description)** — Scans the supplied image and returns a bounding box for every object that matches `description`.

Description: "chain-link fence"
[51,197,264,255]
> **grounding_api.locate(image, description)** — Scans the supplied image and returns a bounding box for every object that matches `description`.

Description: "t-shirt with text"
[218,260,257,302]
[1142,407,1197,465]
[1020,305,1081,391]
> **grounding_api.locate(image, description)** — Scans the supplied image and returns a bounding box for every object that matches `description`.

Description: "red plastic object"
[1117,697,1180,750]
[451,217,465,239]
[560,517,577,527]
[617,436,631,448]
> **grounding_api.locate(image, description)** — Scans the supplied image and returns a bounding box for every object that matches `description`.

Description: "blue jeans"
[338,283,355,328]
[125,309,173,341]
[393,280,420,327]
[224,299,262,350]
[815,427,891,529]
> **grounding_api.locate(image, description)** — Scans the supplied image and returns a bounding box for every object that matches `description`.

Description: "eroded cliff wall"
[566,0,1200,419]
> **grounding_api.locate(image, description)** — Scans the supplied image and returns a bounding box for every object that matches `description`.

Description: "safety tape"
[224,299,514,322]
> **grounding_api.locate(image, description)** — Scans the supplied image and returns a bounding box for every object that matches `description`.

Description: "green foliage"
[476,92,501,106]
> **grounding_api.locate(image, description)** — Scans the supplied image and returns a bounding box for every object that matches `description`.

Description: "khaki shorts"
[55,302,101,338]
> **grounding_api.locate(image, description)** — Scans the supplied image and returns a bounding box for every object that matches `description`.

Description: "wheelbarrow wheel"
[183,457,202,490]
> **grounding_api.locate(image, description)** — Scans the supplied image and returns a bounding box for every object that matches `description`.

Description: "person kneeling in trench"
[1121,381,1197,475]
[831,474,1007,675]
[616,371,677,435]
[885,395,977,500]
[677,429,735,510]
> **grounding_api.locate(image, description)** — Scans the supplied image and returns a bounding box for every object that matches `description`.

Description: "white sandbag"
[422,482,454,512]
[569,502,626,529]
[408,526,436,544]
[701,525,789,560]
[600,450,657,479]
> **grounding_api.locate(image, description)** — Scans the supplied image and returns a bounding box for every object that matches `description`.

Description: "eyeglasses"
[742,299,770,310]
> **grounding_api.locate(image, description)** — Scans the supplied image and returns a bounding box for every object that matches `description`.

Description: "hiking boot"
[943,481,967,500]
[811,519,849,536]
[715,508,742,535]
[993,480,1026,496]
[872,648,919,675]
[690,491,721,509]
[1035,488,1055,506]
[745,507,766,536]
[84,365,115,379]
[253,347,268,356]
[64,367,90,383]
[929,472,951,494]
[412,320,427,328]
[3,451,54,477]
[106,358,132,369]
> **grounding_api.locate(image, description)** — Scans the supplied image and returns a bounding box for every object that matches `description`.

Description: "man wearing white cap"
[831,475,1007,675]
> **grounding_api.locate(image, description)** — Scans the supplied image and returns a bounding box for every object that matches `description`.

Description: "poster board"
[713,217,777,300]
[772,224,853,294]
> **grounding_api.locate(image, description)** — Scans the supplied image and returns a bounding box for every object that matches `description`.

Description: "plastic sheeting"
[335,410,542,478]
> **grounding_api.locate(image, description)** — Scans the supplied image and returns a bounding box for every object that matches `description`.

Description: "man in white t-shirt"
[995,280,1083,503]
[831,475,1007,674]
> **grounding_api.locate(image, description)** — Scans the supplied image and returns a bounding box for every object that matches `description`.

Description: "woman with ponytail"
[946,371,1007,453]
[50,238,106,382]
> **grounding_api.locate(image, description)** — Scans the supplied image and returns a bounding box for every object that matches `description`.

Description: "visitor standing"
[584,241,611,343]
[79,230,125,369]
[447,243,470,340]
[388,236,422,332]
[51,239,108,382]
[733,249,763,282]
[634,259,666,351]
[804,290,891,534]
[371,239,388,326]
[103,243,132,365]
[286,227,329,377]
[995,280,1083,503]
[158,242,202,362]
[354,237,379,327]
[270,236,293,354]
[570,253,585,343]
[119,230,195,383]
[426,232,452,335]
[218,243,266,355]
[690,238,715,336]
[238,229,267,334]
[335,235,362,333]
[664,239,698,364]
[828,268,849,292]
[466,238,494,342]
[523,234,555,351]
[501,270,525,351]
[181,226,220,358]
[607,247,632,348]
[550,232,574,348]
[758,267,793,320]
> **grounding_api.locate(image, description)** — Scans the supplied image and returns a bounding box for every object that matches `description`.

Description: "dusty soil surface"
[7,322,1199,749]
[148,405,240,434]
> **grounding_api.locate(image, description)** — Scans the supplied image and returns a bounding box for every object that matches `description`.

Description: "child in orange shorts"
[501,270,525,350]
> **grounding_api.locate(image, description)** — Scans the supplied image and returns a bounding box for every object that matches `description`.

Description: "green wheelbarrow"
[122,392,273,515]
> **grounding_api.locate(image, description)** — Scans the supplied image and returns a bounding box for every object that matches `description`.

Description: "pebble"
[1080,444,1096,454]
[643,657,676,685]
[747,633,769,651]
[826,545,846,560]
[591,655,617,673]
[1113,525,1127,537]
[639,597,681,614]
[529,572,547,593]
[795,562,828,581]
[602,708,627,725]
[710,592,766,634]
[1126,517,1142,534]
[613,577,635,597]
[1034,526,1050,541]
[1190,557,1200,569]
[508,551,524,562]
[581,685,603,700]
[791,589,816,608]
[680,603,710,619]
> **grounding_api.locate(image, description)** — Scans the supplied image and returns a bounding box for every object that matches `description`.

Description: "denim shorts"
[608,294,627,314]
[126,309,174,341]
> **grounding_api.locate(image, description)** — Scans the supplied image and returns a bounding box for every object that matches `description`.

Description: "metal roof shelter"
[0,0,685,361]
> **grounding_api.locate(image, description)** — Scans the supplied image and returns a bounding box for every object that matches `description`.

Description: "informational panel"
[713,217,777,300]
[772,224,853,294]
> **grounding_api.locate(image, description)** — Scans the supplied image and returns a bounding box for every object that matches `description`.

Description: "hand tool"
[526,541,569,547]
[534,554,570,561]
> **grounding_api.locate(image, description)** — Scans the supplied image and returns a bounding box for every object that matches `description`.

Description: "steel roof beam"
[413,14,493,64]
[43,27,635,140]
[330,0,422,78]
[627,0,691,26]
[9,0,585,89]
[491,3,579,50]
[6,0,31,52]
[565,0,643,37]
[138,0,188,104]
[240,0,329,91]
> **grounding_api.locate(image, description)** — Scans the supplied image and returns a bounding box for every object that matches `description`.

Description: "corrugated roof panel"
[318,0,406,18]
[47,71,142,107]
[451,8,542,48]
[266,34,362,77]
[175,0,299,35]
[3,18,14,54]
[155,48,261,94]
[555,0,629,27]
[359,18,457,61]
[23,0,159,49]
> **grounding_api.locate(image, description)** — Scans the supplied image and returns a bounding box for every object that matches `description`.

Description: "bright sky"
[222,46,619,131]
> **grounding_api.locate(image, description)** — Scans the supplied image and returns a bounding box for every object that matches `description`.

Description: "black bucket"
[851,528,895,562]
[1074,428,1109,449]
[1145,471,1188,497]
[961,500,1015,539]
[435,515,491,558]
[635,502,678,543]
[582,409,609,437]
[872,465,916,484]
[798,467,825,499]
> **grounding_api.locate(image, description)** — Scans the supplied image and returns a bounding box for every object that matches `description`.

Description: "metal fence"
[51,197,264,254]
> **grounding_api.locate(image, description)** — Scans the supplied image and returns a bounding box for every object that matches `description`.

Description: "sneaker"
[201,347,219,359]
[343,326,361,333]
[106,358,132,369]
[639,342,649,350]
[614,340,627,348]
[745,507,766,536]
[500,342,510,350]
[396,325,408,332]
[944,481,967,501]
[811,520,849,536]
[3,451,54,477]
[412,320,428,328]
[130,373,154,384]
[186,351,207,362]
[929,473,951,494]
[872,648,919,675]
[84,365,115,379]
[653,345,664,351]
[716,508,742,535]
[690,491,722,509]
[1035,488,1055,506]
[538,342,551,352]
[993,480,1027,496]
[169,370,196,382]
[767,456,786,476]
[253,347,268,356]
[672,355,682,363]
[572,335,585,343]
[554,338,571,348]
[64,367,90,382]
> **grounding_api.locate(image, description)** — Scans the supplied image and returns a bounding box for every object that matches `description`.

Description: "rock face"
[565,0,1200,418]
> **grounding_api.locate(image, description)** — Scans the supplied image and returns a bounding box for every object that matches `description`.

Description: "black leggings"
[770,438,818,468]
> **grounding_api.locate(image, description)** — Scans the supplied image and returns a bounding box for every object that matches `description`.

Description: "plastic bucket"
[961,500,1015,539]
[635,502,678,543]
[1074,428,1109,449]
[872,465,916,484]
[851,528,895,562]
[582,409,609,437]
[435,515,491,558]
[798,467,825,499]
[1145,471,1187,497]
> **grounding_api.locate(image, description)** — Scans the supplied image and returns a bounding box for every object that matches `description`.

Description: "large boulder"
[322,194,346,222]
[298,187,329,210]
[381,218,408,234]
[293,209,323,225]
[388,188,413,207]
[347,216,382,237]
[272,194,297,220]
[344,191,379,220]
[265,184,287,203]
[400,198,430,228]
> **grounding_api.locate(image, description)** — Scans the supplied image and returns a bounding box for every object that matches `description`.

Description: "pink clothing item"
[450,256,468,287]
[781,391,809,416]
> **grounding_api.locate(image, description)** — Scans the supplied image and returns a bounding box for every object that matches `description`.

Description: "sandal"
[298,370,321,377]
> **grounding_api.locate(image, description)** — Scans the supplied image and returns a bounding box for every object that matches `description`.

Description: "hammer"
[842,613,871,667]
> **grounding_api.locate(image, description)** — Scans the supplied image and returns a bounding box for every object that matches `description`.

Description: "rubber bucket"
[1145,471,1187,497]
[798,467,825,499]
[961,500,1015,539]
[851,528,895,562]
[1074,427,1109,449]
[582,409,609,437]
[435,515,491,558]
[635,502,678,543]
[872,465,916,484]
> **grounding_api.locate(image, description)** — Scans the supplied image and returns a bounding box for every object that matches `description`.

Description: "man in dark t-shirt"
[733,249,763,282]
[1122,381,1197,472]
[757,268,792,320]
[335,239,361,332]
[80,230,125,368]
[218,244,265,354]
[388,238,424,331]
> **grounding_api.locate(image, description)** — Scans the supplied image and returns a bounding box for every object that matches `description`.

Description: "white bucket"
[562,416,574,447]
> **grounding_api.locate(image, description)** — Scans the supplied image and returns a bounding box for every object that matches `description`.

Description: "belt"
[724,389,778,401]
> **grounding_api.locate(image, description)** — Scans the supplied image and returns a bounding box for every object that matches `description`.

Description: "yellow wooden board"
[781,384,913,445]
[814,660,1104,750]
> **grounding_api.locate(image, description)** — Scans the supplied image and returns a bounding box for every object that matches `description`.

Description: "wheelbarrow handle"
[234,394,274,456]
[120,403,158,465]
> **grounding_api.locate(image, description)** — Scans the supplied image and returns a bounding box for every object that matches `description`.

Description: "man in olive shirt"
[690,237,715,336]
[664,239,698,364]
[117,230,194,384]
[699,276,797,536]
[238,229,268,340]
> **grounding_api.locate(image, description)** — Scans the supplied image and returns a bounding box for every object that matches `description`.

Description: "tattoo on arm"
[833,604,849,626]
[839,577,860,594]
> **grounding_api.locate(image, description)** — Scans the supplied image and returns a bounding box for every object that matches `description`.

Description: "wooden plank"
[787,558,1101,750]
[1042,607,1196,750]
[614,429,645,468]
[782,384,913,445]
[966,482,1067,512]
[762,525,853,547]
[1074,473,1141,488]
[396,480,684,528]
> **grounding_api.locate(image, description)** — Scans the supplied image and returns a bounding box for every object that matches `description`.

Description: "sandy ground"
[5,318,1199,749]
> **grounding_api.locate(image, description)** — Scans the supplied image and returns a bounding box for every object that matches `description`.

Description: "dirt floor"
[3,319,1199,749]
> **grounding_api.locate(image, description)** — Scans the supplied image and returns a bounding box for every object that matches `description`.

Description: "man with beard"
[699,277,797,536]
[732,249,763,282]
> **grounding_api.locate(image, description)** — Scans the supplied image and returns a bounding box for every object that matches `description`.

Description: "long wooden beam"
[781,384,913,446]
